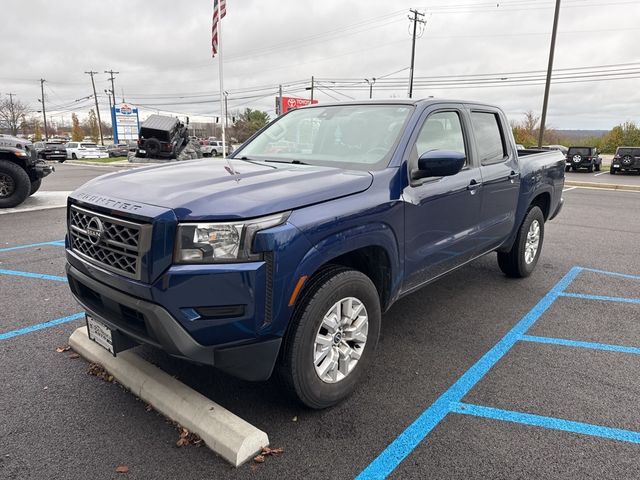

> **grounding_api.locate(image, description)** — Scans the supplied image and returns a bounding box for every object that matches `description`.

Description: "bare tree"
[0,97,31,135]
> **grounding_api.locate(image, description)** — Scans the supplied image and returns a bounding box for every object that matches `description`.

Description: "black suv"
[566,146,601,172]
[610,146,640,175]
[35,141,67,162]
[134,114,189,160]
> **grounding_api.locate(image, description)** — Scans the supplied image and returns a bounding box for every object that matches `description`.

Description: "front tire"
[278,268,381,409]
[497,206,545,278]
[0,161,31,208]
[29,178,42,196]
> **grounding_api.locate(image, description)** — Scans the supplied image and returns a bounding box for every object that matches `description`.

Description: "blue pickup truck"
[65,100,564,408]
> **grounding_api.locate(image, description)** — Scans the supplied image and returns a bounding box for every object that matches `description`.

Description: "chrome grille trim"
[69,205,151,280]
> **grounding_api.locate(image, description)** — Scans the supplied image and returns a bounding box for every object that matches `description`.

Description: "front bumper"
[34,161,54,179]
[66,262,282,381]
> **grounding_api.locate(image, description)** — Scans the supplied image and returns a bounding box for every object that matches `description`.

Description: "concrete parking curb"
[69,327,269,467]
[565,181,640,192]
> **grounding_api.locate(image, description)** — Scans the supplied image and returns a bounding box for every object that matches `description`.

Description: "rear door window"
[470,112,507,165]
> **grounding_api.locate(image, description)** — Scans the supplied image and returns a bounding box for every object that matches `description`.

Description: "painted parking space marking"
[559,292,640,304]
[520,334,640,356]
[0,268,68,282]
[0,312,84,341]
[0,191,71,215]
[357,265,640,479]
[0,239,65,252]
[451,403,640,445]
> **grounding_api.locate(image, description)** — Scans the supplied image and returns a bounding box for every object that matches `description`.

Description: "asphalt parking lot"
[1,163,639,479]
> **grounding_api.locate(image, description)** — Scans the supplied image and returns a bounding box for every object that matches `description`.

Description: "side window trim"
[470,109,509,166]
[408,107,472,187]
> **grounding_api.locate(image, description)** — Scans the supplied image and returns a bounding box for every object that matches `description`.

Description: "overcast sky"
[2,0,639,130]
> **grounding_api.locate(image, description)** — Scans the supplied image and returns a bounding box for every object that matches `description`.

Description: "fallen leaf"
[253,455,265,463]
[55,346,71,353]
[261,446,284,456]
[68,353,80,359]
[115,465,129,474]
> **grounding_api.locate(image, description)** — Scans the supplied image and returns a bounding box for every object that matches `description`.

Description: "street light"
[365,78,376,99]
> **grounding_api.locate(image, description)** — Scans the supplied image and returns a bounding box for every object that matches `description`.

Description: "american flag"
[211,0,227,58]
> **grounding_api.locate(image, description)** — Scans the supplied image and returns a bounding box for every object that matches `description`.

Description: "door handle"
[508,171,519,180]
[467,179,481,194]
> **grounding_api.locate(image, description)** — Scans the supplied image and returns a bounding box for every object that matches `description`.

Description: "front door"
[402,108,483,293]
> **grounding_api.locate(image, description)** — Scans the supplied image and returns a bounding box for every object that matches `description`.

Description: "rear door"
[469,107,520,252]
[402,105,483,292]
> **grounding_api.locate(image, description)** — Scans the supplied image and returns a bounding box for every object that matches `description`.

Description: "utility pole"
[365,78,376,99]
[104,70,119,104]
[278,84,283,115]
[538,0,561,147]
[223,91,229,128]
[310,76,314,102]
[39,80,49,140]
[104,89,114,141]
[408,9,426,99]
[85,71,104,145]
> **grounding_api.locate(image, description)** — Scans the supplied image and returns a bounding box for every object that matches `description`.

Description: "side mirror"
[414,150,466,179]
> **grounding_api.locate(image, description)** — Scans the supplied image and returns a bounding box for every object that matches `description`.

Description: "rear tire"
[497,206,545,278]
[278,267,381,409]
[71,153,77,160]
[595,162,601,172]
[610,168,616,175]
[0,161,31,208]
[587,164,594,173]
[29,178,42,196]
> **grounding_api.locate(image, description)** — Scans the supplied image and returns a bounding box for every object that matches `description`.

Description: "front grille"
[69,205,150,279]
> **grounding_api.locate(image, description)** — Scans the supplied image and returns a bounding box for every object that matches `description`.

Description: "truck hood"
[72,158,373,220]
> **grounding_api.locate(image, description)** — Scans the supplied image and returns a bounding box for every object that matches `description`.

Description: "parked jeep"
[132,114,202,161]
[610,146,640,174]
[0,137,54,208]
[565,146,601,172]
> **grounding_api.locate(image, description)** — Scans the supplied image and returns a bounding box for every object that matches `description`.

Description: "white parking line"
[563,187,577,192]
[594,172,608,177]
[0,191,71,215]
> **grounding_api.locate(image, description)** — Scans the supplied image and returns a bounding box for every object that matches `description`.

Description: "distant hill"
[555,129,608,140]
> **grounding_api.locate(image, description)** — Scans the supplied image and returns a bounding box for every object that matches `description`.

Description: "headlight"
[174,211,289,264]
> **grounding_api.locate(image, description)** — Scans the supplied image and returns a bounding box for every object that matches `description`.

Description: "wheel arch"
[289,225,401,313]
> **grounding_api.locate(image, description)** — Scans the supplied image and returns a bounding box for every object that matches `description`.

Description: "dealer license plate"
[86,315,115,355]
[613,164,620,168]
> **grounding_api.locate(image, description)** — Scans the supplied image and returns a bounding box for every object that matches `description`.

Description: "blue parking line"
[0,240,65,252]
[0,312,84,341]
[451,402,640,445]
[582,268,640,281]
[560,292,640,305]
[520,335,640,356]
[355,266,584,480]
[0,269,68,282]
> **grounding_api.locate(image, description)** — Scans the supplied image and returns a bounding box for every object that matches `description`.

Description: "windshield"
[46,143,64,148]
[239,104,413,170]
[81,143,97,148]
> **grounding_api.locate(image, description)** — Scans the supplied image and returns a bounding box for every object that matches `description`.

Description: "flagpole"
[218,11,226,160]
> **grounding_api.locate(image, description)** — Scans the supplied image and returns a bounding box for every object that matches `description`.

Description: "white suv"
[65,142,109,160]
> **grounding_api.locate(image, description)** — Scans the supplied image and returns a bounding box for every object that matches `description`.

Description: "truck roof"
[293,98,503,110]
[140,114,180,131]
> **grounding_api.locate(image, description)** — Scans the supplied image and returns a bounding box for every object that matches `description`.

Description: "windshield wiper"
[239,156,277,169]
[264,159,308,165]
